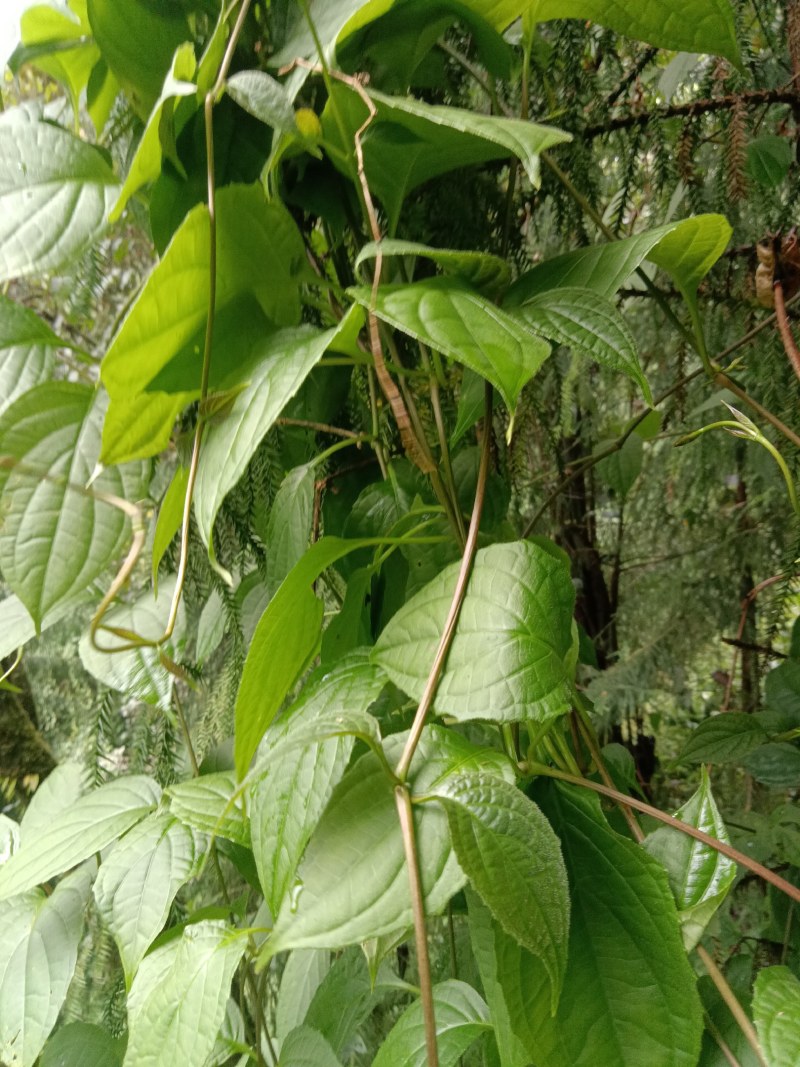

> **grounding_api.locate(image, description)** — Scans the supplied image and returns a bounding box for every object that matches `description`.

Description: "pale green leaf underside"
[0,866,93,1067]
[505,215,732,308]
[753,966,800,1067]
[0,383,147,627]
[0,118,118,280]
[0,776,161,900]
[373,980,491,1067]
[350,279,551,412]
[0,294,63,419]
[374,540,576,723]
[123,921,244,1067]
[167,771,250,846]
[517,286,652,404]
[435,772,569,1012]
[93,812,203,985]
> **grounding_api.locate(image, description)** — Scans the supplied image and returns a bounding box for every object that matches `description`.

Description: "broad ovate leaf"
[356,239,511,298]
[373,980,491,1067]
[263,727,507,959]
[0,776,160,900]
[0,117,118,280]
[124,920,245,1067]
[432,772,569,1011]
[93,812,204,985]
[516,287,651,403]
[0,866,94,1067]
[374,539,576,724]
[167,771,250,847]
[0,294,61,419]
[251,652,387,915]
[226,69,297,134]
[20,763,85,842]
[350,278,551,414]
[79,576,186,709]
[678,712,769,765]
[0,383,147,627]
[753,966,800,1067]
[506,215,732,311]
[644,767,736,950]
[39,1023,124,1067]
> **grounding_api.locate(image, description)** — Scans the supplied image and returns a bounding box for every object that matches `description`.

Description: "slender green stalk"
[696,945,768,1067]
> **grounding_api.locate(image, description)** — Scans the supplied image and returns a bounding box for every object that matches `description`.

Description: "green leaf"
[93,812,204,986]
[742,743,800,789]
[0,383,147,627]
[432,772,569,1011]
[356,240,512,299]
[20,763,85,842]
[350,278,550,414]
[452,367,491,448]
[265,462,317,597]
[250,652,387,915]
[747,136,793,187]
[101,390,194,467]
[517,287,651,404]
[0,117,118,280]
[110,42,198,222]
[509,0,740,63]
[278,1026,342,1067]
[373,979,491,1067]
[0,775,160,900]
[0,866,94,1067]
[753,966,800,1067]
[86,0,189,116]
[100,185,307,443]
[152,465,190,587]
[595,433,643,499]
[264,727,507,958]
[322,83,569,231]
[678,712,769,765]
[0,294,59,419]
[374,540,576,724]
[506,215,732,309]
[167,771,250,846]
[124,920,245,1067]
[194,312,362,554]
[764,661,800,728]
[16,2,100,122]
[226,69,297,134]
[196,588,226,665]
[303,949,389,1055]
[276,949,331,1042]
[513,781,704,1067]
[643,768,736,950]
[39,1023,124,1067]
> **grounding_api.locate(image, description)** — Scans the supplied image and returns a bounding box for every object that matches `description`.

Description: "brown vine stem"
[721,573,787,712]
[527,763,800,906]
[696,944,768,1067]
[395,785,439,1067]
[773,278,800,382]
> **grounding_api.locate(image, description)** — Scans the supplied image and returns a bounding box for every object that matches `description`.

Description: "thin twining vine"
[90,0,253,655]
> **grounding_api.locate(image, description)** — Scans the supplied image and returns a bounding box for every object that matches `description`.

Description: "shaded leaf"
[276,949,331,1042]
[678,713,769,765]
[226,69,297,134]
[373,979,491,1067]
[747,136,793,188]
[742,743,800,789]
[39,1023,124,1067]
[356,239,511,298]
[278,1026,342,1067]
[265,462,316,597]
[753,966,800,1067]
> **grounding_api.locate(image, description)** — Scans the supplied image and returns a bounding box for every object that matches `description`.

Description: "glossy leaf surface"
[374,540,576,723]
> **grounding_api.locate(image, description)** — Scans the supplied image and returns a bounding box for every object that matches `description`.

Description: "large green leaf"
[505,216,732,310]
[356,239,512,299]
[100,185,307,444]
[264,462,317,597]
[124,920,245,1067]
[432,772,569,1011]
[374,539,576,724]
[39,1023,124,1067]
[194,314,361,553]
[167,771,250,847]
[463,0,740,63]
[20,763,86,842]
[0,775,160,900]
[303,949,390,1055]
[350,278,551,414]
[753,966,800,1067]
[373,980,491,1067]
[742,743,800,789]
[678,712,769,765]
[0,383,147,627]
[0,866,93,1067]
[322,83,568,231]
[279,1027,342,1067]
[93,812,204,986]
[15,2,100,122]
[516,287,651,404]
[0,116,118,280]
[86,0,189,116]
[276,950,331,1041]
[644,768,736,950]
[78,576,186,709]
[250,652,387,915]
[264,727,507,958]
[0,295,61,419]
[509,782,703,1067]
[110,42,198,222]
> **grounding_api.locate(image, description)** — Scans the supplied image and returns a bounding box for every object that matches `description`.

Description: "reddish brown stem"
[774,279,800,382]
